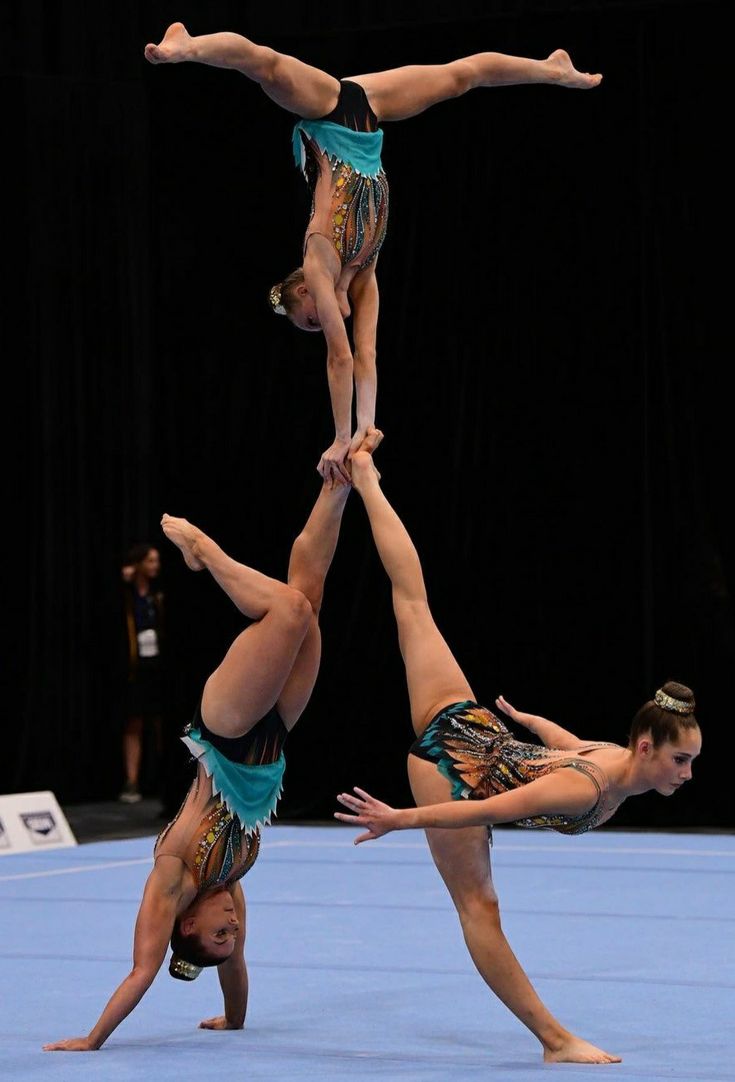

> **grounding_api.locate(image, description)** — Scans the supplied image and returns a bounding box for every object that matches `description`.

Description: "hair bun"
[654,682,695,716]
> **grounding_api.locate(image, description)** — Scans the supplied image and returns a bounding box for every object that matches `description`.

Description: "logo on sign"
[21,811,62,844]
[0,818,9,849]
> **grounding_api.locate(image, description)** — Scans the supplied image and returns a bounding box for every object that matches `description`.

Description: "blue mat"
[1,825,733,1081]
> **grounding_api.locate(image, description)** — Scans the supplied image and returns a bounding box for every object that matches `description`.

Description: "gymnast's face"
[289,287,322,333]
[642,729,702,795]
[183,889,239,961]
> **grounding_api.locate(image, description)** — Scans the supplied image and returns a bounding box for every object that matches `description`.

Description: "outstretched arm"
[200,884,249,1031]
[306,255,356,485]
[43,860,182,1051]
[496,695,587,750]
[347,268,379,458]
[335,770,598,844]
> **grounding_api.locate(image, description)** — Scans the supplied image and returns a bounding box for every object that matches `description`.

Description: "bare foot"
[160,513,205,570]
[144,22,192,65]
[546,49,602,89]
[544,1036,621,1064]
[350,450,381,491]
[359,427,384,455]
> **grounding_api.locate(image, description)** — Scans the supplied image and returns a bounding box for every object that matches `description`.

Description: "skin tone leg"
[160,515,314,739]
[350,50,602,121]
[144,23,339,117]
[276,429,383,724]
[349,449,620,1064]
[160,463,357,737]
[122,716,143,788]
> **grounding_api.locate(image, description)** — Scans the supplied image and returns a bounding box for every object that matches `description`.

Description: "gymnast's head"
[168,886,239,981]
[269,269,322,332]
[627,680,702,796]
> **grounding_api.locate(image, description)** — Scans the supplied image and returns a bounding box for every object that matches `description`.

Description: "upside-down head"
[269,268,322,332]
[168,886,240,981]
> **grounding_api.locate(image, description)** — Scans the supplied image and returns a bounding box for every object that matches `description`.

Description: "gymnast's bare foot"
[544,1035,621,1064]
[350,450,382,493]
[144,22,192,65]
[545,49,602,89]
[160,514,205,570]
[358,427,384,456]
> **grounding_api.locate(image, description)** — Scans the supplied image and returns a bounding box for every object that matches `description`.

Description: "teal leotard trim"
[292,119,384,178]
[182,727,285,833]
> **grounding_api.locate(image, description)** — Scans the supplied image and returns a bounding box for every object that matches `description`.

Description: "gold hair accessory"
[654,688,694,715]
[169,955,203,981]
[269,284,287,316]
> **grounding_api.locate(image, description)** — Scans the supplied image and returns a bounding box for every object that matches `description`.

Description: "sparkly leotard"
[293,80,389,271]
[154,705,288,891]
[410,701,621,837]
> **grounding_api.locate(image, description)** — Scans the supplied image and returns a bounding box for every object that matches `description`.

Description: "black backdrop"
[7,1,733,830]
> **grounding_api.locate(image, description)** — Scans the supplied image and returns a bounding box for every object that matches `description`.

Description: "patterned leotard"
[293,81,389,271]
[154,705,288,891]
[410,701,620,836]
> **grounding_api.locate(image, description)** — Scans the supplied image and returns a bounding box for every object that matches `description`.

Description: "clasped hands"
[318,428,382,487]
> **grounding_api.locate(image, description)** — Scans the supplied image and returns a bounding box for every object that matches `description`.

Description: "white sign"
[0,791,77,854]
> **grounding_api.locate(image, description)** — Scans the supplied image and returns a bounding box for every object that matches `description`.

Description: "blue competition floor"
[1,825,733,1081]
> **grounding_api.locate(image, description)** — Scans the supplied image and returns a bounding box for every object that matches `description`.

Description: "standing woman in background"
[119,542,166,803]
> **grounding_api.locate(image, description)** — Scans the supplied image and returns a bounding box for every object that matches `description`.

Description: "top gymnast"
[144,23,602,484]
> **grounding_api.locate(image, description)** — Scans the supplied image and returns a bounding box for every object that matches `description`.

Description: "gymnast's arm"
[199,882,249,1031]
[335,769,599,844]
[496,694,588,750]
[305,243,355,481]
[347,265,379,455]
[43,858,183,1051]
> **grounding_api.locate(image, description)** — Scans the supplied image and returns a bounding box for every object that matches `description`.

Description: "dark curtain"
[8,1,733,829]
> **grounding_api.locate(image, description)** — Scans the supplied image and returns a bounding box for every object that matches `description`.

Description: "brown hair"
[628,680,699,749]
[168,922,222,981]
[269,267,305,316]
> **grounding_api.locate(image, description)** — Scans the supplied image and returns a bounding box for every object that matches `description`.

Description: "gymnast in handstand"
[42,444,381,1050]
[145,23,601,484]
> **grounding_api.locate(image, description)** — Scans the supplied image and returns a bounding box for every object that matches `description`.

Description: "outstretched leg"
[273,478,354,726]
[351,447,620,1064]
[409,758,621,1063]
[350,49,602,122]
[350,450,474,735]
[144,22,339,118]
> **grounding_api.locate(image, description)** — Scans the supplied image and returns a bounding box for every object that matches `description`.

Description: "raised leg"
[161,513,313,739]
[407,756,621,1064]
[349,49,602,122]
[144,22,339,117]
[350,451,474,734]
[274,480,352,727]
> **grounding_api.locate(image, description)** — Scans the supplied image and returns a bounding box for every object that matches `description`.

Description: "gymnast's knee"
[455,889,502,930]
[275,586,313,630]
[444,59,479,97]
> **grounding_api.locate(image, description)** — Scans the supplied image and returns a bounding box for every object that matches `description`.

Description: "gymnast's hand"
[334,787,404,844]
[318,438,352,487]
[495,695,535,730]
[43,1036,97,1052]
[199,1015,243,1031]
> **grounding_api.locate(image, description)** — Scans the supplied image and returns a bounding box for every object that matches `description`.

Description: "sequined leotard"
[154,705,288,891]
[293,80,389,271]
[410,701,620,837]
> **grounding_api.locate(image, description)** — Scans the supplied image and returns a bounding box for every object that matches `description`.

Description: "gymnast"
[144,23,601,484]
[335,444,701,1064]
[42,448,377,1051]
